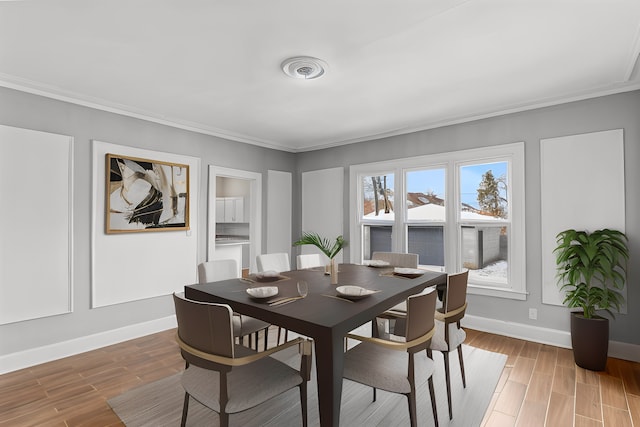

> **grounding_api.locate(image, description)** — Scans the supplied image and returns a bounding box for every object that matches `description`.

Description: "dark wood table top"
[185,263,447,338]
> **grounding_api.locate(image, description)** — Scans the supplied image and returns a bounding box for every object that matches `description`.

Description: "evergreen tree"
[477,170,506,218]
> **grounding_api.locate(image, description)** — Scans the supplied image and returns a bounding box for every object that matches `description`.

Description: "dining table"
[184,263,447,427]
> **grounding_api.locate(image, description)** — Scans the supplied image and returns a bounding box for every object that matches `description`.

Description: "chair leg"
[277,327,284,345]
[428,376,439,427]
[372,387,377,402]
[406,393,417,427]
[180,392,190,427]
[299,383,308,427]
[443,352,453,419]
[263,327,269,351]
[220,412,229,427]
[457,345,466,388]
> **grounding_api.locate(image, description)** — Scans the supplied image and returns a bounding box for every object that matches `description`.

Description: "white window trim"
[349,142,526,300]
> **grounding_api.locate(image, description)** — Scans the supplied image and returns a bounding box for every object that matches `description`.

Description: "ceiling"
[1,0,640,152]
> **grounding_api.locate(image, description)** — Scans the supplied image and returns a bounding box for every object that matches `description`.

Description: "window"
[405,168,446,271]
[458,161,509,286]
[360,173,394,260]
[350,143,526,300]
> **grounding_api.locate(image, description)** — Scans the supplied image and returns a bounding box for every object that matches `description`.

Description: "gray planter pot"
[570,312,609,371]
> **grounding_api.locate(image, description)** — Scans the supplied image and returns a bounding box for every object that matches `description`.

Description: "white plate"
[393,267,425,277]
[364,259,391,267]
[336,285,377,300]
[246,286,278,299]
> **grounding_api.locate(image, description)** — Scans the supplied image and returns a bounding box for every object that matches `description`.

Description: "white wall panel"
[92,141,199,307]
[266,170,292,261]
[540,129,625,306]
[301,167,344,263]
[0,125,73,324]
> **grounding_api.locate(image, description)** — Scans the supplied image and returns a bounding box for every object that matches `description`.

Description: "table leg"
[314,329,345,426]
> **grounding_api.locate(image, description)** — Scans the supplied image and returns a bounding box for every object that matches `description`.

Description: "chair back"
[198,259,239,284]
[372,252,418,268]
[404,287,437,344]
[444,270,468,318]
[173,293,235,362]
[297,253,323,269]
[256,252,290,273]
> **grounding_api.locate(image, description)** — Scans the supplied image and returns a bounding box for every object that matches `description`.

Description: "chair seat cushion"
[343,341,434,394]
[429,320,466,352]
[182,353,302,414]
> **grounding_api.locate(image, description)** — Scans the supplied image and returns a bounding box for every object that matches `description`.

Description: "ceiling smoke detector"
[281,56,328,80]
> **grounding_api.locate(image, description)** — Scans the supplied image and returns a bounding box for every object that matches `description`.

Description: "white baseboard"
[463,314,640,363]
[2,313,638,375]
[0,315,177,374]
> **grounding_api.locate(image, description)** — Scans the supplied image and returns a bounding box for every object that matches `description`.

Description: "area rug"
[108,344,506,426]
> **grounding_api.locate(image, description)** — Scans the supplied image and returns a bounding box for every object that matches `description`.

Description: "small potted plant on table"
[294,232,346,285]
[554,228,629,371]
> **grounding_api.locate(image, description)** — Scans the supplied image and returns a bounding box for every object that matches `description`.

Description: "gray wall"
[296,90,640,345]
[1,86,638,360]
[0,87,295,356]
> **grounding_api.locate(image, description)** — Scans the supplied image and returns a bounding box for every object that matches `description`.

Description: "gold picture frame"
[105,153,190,233]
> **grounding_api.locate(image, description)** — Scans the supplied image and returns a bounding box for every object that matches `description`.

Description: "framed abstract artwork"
[105,153,190,233]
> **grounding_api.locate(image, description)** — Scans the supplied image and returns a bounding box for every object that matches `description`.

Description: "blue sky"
[374,161,508,208]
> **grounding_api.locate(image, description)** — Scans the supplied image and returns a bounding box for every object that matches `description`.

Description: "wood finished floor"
[0,327,638,427]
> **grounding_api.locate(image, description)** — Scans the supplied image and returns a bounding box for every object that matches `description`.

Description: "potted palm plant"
[554,228,629,370]
[293,232,346,285]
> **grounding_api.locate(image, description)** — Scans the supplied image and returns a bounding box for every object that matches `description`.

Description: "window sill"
[467,284,527,300]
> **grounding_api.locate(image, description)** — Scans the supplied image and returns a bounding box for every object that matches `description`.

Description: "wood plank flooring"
[1,327,638,426]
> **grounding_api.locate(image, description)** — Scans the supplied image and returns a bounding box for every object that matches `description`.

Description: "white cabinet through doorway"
[216,197,245,223]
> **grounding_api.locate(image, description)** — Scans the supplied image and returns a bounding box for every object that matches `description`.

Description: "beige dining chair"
[371,251,419,268]
[173,293,312,427]
[256,252,291,344]
[296,253,324,269]
[429,270,468,420]
[198,259,271,351]
[342,287,439,427]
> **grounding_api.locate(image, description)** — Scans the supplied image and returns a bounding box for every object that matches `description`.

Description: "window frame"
[349,142,526,300]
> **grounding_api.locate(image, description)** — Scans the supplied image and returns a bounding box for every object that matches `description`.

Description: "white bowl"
[336,285,376,300]
[246,286,278,299]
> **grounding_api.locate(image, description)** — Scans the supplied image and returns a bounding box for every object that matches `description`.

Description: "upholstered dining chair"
[342,287,439,427]
[371,251,419,268]
[198,259,271,351]
[256,252,291,344]
[256,252,291,273]
[173,293,313,427]
[429,270,468,420]
[371,251,419,335]
[296,253,323,269]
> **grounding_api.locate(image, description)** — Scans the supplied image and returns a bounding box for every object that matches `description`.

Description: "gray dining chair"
[173,293,312,427]
[198,259,271,351]
[371,251,419,335]
[429,270,468,420]
[342,287,439,427]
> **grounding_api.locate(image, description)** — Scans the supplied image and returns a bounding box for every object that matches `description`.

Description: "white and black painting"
[106,153,189,233]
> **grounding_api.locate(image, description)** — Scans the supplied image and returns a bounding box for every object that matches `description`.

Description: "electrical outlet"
[529,308,538,320]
